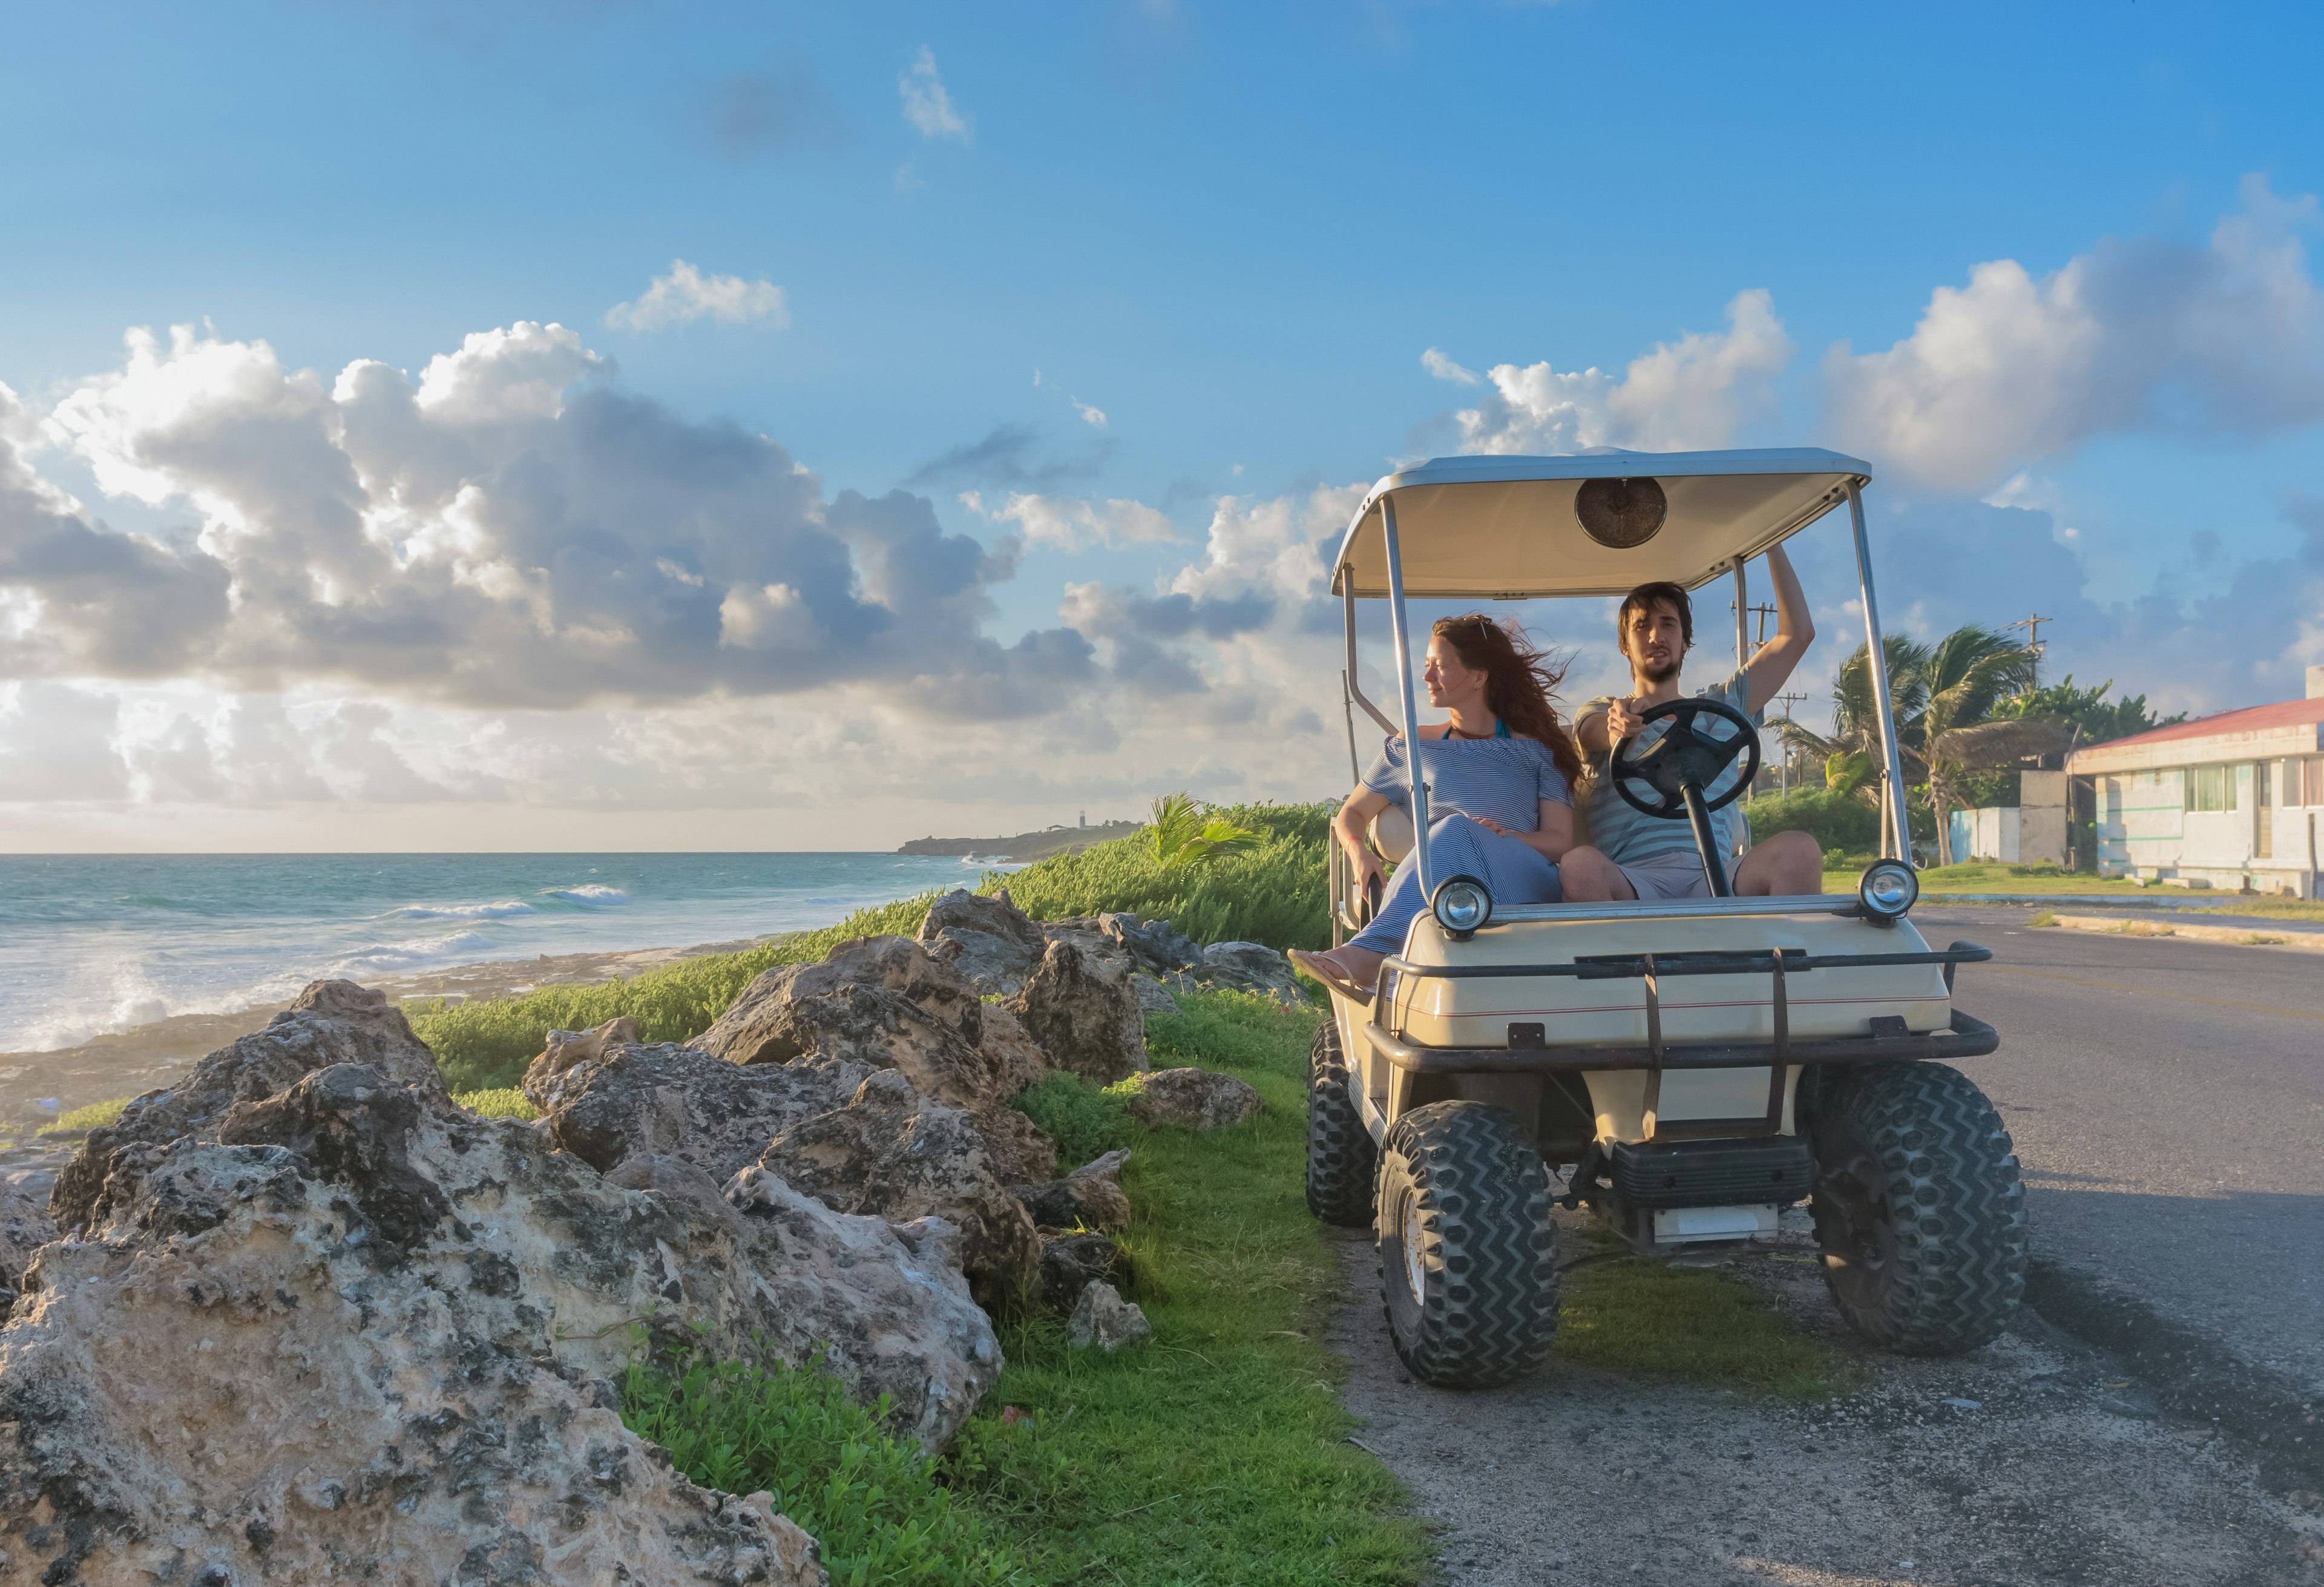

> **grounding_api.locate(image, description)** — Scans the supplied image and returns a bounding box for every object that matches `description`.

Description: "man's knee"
[1739,830,1824,894]
[1560,846,1631,901]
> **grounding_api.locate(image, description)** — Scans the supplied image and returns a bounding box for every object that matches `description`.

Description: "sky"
[2,0,2322,851]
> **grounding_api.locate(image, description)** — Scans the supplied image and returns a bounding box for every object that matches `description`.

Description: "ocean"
[0,852,1008,1054]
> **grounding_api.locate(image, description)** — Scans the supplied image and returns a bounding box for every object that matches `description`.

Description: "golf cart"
[1308,449,2027,1388]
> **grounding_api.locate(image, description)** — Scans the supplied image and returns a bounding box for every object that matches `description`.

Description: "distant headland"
[897,819,1141,862]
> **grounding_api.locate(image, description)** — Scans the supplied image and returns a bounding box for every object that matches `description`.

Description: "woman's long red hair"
[1431,613,1585,789]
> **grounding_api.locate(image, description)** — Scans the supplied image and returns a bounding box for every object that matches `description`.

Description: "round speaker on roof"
[1575,476,1667,549]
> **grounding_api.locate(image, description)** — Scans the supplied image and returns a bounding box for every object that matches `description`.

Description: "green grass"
[405,803,1330,1095]
[620,1344,1020,1587]
[37,1097,128,1135]
[1007,1073,1129,1169]
[1555,1229,1856,1402]
[2191,898,2324,924]
[1819,861,2154,896]
[949,990,1430,1586]
[2028,910,2061,928]
[452,1088,538,1120]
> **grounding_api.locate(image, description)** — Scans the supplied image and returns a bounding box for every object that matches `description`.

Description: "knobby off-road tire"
[1305,1020,1377,1226]
[1374,1100,1558,1388]
[1809,1060,2027,1356]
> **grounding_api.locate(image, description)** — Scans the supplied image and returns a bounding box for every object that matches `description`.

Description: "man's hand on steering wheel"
[1607,696,1763,820]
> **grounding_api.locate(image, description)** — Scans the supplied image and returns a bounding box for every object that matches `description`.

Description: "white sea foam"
[393,900,540,921]
[332,930,501,975]
[543,884,629,905]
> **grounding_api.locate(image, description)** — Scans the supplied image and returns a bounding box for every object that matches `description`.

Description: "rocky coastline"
[0,889,1299,1582]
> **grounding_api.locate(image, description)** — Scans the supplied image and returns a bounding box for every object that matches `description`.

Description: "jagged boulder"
[1180,941,1306,1005]
[51,979,450,1234]
[524,1034,867,1184]
[1132,976,1180,1017]
[0,1181,53,1313]
[1010,1148,1132,1234]
[1066,1281,1152,1352]
[0,1040,1005,1583]
[1119,1068,1264,1131]
[1100,915,1204,976]
[1037,1232,1121,1312]
[758,1070,1039,1308]
[1010,941,1147,1086]
[917,889,1049,996]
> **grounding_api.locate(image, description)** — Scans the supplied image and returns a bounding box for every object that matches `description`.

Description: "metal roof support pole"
[1847,482,1914,864]
[1733,557,1750,668]
[1381,494,1434,904]
[1344,582,1399,735]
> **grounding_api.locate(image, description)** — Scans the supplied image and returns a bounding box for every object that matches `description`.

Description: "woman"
[1290,614,1583,999]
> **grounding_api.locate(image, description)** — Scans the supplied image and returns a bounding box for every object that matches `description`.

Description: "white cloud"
[899,47,969,142]
[605,260,789,334]
[1826,176,2324,492]
[1445,290,1791,455]
[1420,347,1480,386]
[1071,398,1108,429]
[965,491,1176,551]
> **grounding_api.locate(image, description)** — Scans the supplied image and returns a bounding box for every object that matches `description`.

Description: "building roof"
[2067,694,2324,775]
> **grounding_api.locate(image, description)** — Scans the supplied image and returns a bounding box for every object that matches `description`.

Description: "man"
[1560,545,1825,900]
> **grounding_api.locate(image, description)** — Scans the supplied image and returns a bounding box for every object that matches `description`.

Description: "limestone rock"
[0,1048,1003,1583]
[1010,940,1147,1086]
[1066,1280,1152,1352]
[972,1102,1059,1188]
[0,1180,54,1313]
[525,1037,865,1184]
[758,1070,1039,1307]
[917,889,1048,996]
[1101,915,1204,976]
[1192,941,1307,1005]
[1132,976,1180,1017]
[528,1013,641,1083]
[698,935,1036,1116]
[1037,1232,1121,1312]
[1011,1148,1132,1234]
[50,978,451,1234]
[1120,1068,1264,1131]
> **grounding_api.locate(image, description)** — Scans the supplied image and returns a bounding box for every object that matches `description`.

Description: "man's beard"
[1635,654,1682,685]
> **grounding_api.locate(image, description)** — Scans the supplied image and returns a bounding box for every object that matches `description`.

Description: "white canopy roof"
[1330,447,1871,600]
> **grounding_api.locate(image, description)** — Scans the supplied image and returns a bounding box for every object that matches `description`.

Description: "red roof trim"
[2079,696,2324,753]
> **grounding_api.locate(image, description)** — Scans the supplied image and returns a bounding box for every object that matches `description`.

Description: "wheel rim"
[1814,1148,1896,1307]
[1399,1186,1428,1301]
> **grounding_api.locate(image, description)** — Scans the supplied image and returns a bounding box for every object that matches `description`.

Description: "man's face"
[1623,599,1687,684]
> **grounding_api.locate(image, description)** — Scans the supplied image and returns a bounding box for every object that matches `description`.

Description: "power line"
[1770,691,1810,794]
[1730,599,1778,647]
[2005,613,2053,690]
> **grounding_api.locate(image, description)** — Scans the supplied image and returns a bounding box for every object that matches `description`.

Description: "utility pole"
[1771,690,1810,795]
[1730,599,1777,648]
[2006,613,2053,691]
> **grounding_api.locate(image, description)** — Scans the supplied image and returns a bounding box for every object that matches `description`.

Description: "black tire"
[1306,1021,1377,1226]
[1808,1061,2027,1355]
[1374,1101,1558,1388]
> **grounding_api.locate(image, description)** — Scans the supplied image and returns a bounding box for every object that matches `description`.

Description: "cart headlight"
[1857,859,1919,921]
[1431,874,1494,938]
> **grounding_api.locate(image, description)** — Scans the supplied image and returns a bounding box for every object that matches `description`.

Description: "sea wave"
[331,930,502,974]
[543,884,629,905]
[393,900,540,921]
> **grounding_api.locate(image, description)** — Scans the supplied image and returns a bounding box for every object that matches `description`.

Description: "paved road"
[1917,906,2324,1394]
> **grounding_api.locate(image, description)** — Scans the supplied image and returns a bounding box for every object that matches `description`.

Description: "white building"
[2066,666,2324,896]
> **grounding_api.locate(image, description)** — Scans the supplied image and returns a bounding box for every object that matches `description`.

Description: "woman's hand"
[1351,844,1385,893]
[1474,815,1514,837]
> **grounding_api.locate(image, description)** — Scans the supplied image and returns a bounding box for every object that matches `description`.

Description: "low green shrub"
[619,1345,1019,1587]
[452,1088,538,1120]
[1006,1074,1127,1168]
[38,1097,128,1136]
[1742,787,1878,858]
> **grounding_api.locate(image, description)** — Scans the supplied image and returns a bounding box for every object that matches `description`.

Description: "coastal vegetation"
[409,801,1330,1092]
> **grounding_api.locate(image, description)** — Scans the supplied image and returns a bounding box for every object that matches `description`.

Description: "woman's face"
[1423,634,1486,711]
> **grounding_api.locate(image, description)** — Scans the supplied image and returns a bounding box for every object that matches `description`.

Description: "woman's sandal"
[1287,948,1374,1004]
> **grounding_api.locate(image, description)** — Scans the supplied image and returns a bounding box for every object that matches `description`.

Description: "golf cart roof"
[1330,447,1871,600]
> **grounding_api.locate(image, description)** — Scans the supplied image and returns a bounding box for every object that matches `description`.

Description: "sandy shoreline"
[0,931,786,1128]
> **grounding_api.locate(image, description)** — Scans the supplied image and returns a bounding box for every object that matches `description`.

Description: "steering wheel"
[1609,697,1762,820]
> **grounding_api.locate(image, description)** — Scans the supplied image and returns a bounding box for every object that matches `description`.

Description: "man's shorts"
[1614,850,1732,901]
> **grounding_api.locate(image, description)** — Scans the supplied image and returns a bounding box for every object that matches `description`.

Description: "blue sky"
[2,1,2321,848]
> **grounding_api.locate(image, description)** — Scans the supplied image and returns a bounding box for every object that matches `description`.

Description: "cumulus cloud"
[606,261,789,333]
[899,47,969,142]
[963,491,1178,552]
[1441,290,1791,454]
[7,320,1086,719]
[1827,176,2324,492]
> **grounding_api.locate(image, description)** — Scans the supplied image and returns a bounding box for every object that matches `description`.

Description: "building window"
[2303,757,2324,807]
[2185,764,2235,812]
